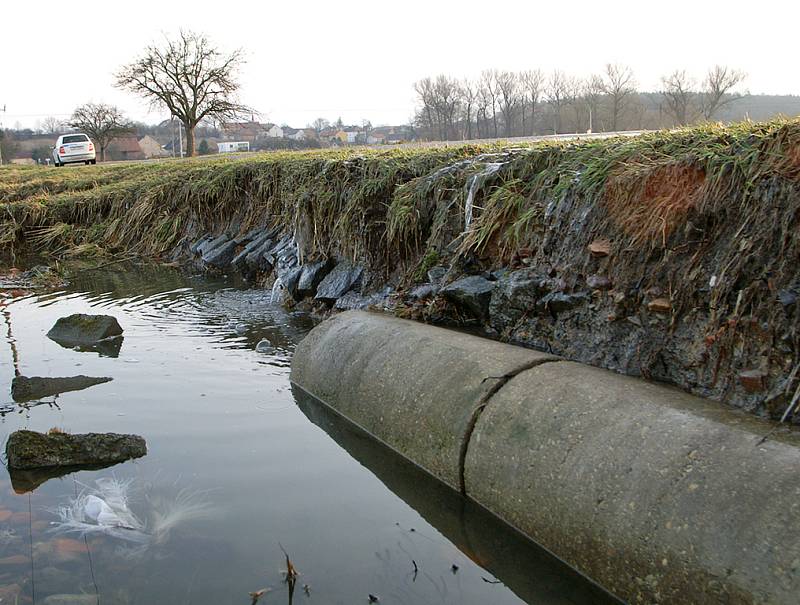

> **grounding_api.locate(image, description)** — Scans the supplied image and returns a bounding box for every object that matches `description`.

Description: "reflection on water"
[0,264,616,604]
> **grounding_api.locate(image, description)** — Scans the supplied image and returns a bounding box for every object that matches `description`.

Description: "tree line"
[413,65,746,141]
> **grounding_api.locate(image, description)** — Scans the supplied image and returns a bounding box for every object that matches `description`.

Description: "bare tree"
[480,69,500,137]
[583,75,605,132]
[41,116,63,135]
[116,30,250,157]
[413,77,437,138]
[460,79,478,140]
[496,71,519,137]
[546,70,571,134]
[310,117,330,135]
[520,69,544,136]
[69,103,129,162]
[602,64,636,131]
[700,65,746,120]
[434,75,461,140]
[661,70,695,126]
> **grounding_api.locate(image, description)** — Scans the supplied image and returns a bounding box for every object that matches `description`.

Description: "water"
[0,265,616,604]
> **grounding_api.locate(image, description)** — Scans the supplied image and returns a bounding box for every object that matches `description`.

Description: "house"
[367,132,386,145]
[218,141,250,153]
[282,127,303,141]
[138,135,168,159]
[106,135,145,161]
[344,127,361,144]
[301,128,317,141]
[222,121,282,142]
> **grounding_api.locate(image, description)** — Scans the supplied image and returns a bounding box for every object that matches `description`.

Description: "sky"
[2,0,800,129]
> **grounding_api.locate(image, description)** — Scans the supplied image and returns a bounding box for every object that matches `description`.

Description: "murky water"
[0,265,616,605]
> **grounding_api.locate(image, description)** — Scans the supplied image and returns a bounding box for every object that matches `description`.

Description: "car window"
[62,135,89,144]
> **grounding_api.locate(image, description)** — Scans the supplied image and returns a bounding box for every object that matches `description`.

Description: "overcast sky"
[3,0,799,129]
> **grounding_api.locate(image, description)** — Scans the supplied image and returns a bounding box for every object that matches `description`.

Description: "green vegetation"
[1,119,799,310]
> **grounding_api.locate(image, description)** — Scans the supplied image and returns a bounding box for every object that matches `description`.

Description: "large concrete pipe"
[290,311,800,604]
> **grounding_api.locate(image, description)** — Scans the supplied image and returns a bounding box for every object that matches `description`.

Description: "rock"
[190,234,213,255]
[489,269,545,332]
[255,339,272,353]
[5,430,146,470]
[232,233,272,270]
[280,266,304,300]
[408,284,436,300]
[778,289,798,307]
[441,275,496,322]
[47,314,123,347]
[196,234,228,256]
[11,375,112,403]
[588,239,611,257]
[647,298,672,314]
[297,260,333,298]
[587,275,612,290]
[202,238,238,268]
[245,238,275,272]
[536,291,589,315]
[334,289,391,311]
[234,323,248,335]
[315,261,364,302]
[739,369,767,393]
[427,266,448,284]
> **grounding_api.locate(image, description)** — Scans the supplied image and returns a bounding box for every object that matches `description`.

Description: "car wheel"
[85,161,90,165]
[90,160,97,165]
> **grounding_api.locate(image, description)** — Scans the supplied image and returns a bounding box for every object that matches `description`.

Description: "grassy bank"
[2,119,799,415]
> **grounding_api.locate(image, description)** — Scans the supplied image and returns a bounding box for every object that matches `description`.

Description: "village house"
[107,134,145,161]
[138,135,169,159]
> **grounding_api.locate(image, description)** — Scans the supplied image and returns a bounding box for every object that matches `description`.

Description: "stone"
[647,298,672,314]
[408,284,436,300]
[315,261,364,302]
[334,290,390,311]
[778,289,798,307]
[5,430,147,470]
[47,314,123,347]
[202,239,238,268]
[11,375,112,403]
[196,234,228,256]
[588,239,611,257]
[190,234,213,255]
[441,275,496,322]
[245,238,275,272]
[587,275,612,290]
[279,266,303,300]
[232,233,271,270]
[297,260,332,298]
[536,291,589,315]
[427,266,448,284]
[489,269,545,332]
[255,339,272,353]
[739,369,768,393]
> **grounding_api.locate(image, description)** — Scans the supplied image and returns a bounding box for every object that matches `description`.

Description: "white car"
[52,133,97,166]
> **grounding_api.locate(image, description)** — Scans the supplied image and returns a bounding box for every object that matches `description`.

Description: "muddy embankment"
[2,120,800,421]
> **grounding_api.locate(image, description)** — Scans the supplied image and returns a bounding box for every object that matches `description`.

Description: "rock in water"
[441,276,495,322]
[11,375,112,403]
[315,261,364,302]
[46,314,123,347]
[297,260,332,298]
[255,339,272,352]
[5,430,146,470]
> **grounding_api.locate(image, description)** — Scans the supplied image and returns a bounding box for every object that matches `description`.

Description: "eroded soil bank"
[2,120,800,421]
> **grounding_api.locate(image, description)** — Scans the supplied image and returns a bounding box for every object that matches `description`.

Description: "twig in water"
[249,588,270,604]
